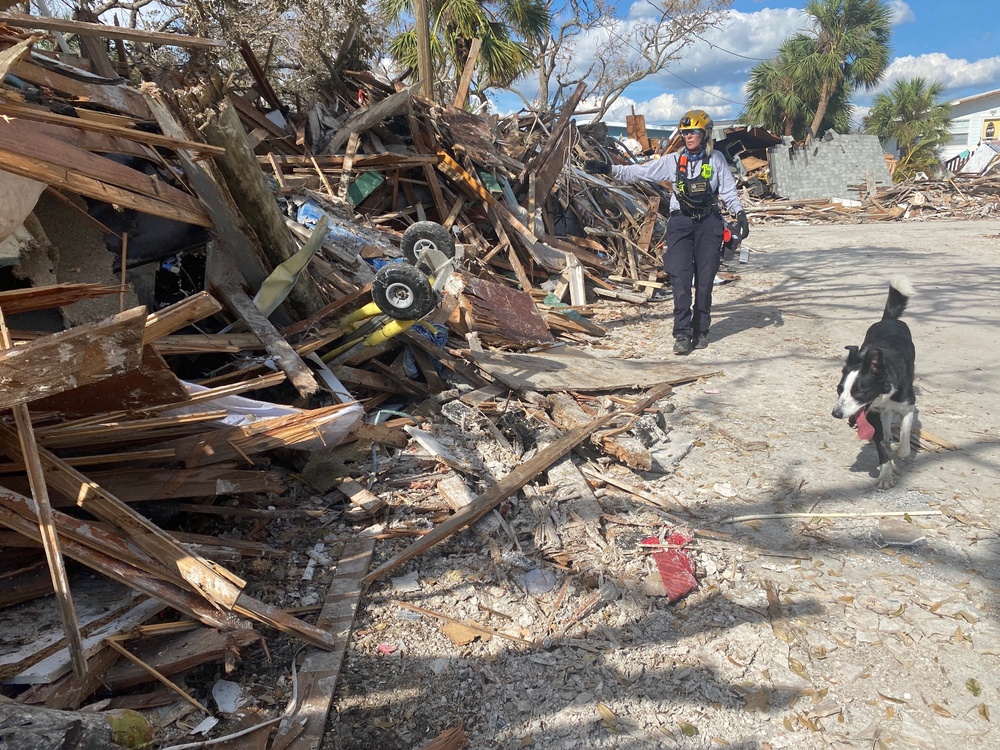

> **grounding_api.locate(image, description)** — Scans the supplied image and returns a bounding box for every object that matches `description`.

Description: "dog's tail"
[883,275,914,320]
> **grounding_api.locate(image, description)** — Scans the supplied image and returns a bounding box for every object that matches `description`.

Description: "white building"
[942,87,1000,162]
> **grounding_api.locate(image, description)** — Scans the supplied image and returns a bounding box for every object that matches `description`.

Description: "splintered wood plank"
[153,402,360,468]
[0,578,162,685]
[0,489,243,631]
[10,59,153,119]
[0,145,209,227]
[0,423,247,610]
[271,538,375,750]
[31,345,190,417]
[0,117,208,217]
[363,382,674,584]
[143,291,224,344]
[0,101,225,154]
[454,272,554,348]
[72,466,284,504]
[0,12,226,48]
[102,628,260,691]
[0,306,145,410]
[0,283,121,315]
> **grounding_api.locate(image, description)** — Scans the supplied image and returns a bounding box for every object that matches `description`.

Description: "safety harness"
[675,152,718,220]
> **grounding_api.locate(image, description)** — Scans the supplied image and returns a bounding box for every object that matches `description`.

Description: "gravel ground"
[190,219,1000,750]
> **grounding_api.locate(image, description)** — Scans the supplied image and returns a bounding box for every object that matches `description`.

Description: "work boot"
[673,338,693,356]
[693,334,709,350]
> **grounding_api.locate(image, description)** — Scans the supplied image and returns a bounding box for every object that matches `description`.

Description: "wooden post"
[414,0,433,100]
[0,308,88,678]
[453,38,482,110]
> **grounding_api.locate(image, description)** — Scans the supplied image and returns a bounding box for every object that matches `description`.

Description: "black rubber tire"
[371,264,435,320]
[400,221,455,265]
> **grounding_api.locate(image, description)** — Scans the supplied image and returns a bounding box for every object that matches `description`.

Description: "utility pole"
[414,0,433,100]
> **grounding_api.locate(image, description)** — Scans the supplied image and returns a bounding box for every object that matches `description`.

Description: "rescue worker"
[585,110,749,354]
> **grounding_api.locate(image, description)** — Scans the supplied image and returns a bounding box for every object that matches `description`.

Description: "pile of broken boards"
[746,173,1000,225]
[0,15,717,747]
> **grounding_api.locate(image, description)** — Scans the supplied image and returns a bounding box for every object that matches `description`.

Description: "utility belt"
[670,207,719,222]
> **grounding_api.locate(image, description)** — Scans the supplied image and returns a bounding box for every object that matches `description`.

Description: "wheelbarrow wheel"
[400,221,455,265]
[372,264,435,320]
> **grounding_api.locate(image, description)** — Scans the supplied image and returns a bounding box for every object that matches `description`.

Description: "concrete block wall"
[768,131,893,201]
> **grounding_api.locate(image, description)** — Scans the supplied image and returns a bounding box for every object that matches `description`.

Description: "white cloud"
[888,1,915,25]
[879,53,1000,93]
[505,5,1000,126]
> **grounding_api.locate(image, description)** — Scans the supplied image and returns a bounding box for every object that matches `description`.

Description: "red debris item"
[643,532,697,602]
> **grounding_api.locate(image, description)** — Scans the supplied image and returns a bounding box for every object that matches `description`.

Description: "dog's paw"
[891,459,904,476]
[876,462,897,489]
[891,442,911,459]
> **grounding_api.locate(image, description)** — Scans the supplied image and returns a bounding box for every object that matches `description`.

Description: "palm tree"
[743,36,811,136]
[742,35,851,140]
[381,0,550,99]
[794,0,892,139]
[864,77,953,181]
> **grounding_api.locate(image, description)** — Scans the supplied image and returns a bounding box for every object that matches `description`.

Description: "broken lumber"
[0,306,146,410]
[271,538,375,750]
[0,311,87,678]
[362,381,674,584]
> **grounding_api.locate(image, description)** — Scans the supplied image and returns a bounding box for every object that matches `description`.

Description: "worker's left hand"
[736,210,750,239]
[583,160,611,175]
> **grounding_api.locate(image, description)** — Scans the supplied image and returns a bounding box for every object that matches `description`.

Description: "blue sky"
[497,0,1000,126]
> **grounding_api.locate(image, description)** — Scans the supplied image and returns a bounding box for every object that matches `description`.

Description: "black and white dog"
[832,277,916,489]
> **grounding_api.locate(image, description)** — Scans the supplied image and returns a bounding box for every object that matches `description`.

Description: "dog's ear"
[844,345,860,364]
[864,347,883,374]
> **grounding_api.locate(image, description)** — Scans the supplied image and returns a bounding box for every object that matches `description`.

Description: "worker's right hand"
[583,160,611,175]
[736,210,750,239]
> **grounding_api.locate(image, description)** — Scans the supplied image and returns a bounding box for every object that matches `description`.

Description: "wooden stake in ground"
[0,308,88,678]
[119,231,128,313]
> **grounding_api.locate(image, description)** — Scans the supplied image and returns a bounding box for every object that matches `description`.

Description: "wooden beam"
[210,274,320,400]
[0,101,224,155]
[362,382,675,584]
[413,0,433,99]
[0,11,225,48]
[452,38,482,110]
[0,489,243,631]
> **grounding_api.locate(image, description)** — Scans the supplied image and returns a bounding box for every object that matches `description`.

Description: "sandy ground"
[324,219,1000,750]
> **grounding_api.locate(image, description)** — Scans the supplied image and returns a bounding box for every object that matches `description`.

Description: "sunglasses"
[680,130,702,137]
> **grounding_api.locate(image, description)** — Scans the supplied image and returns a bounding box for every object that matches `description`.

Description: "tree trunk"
[201,98,326,320]
[809,78,832,141]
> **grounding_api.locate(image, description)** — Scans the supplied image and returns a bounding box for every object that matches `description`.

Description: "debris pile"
[0,14,729,747]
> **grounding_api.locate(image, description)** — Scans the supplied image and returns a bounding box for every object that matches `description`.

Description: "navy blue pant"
[663,211,724,341]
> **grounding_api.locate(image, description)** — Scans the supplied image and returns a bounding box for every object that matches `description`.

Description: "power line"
[695,36,770,62]
[664,69,747,106]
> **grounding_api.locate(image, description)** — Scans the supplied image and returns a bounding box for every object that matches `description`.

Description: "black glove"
[583,159,611,175]
[736,210,750,239]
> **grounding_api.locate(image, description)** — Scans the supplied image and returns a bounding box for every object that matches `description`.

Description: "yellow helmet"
[678,109,713,136]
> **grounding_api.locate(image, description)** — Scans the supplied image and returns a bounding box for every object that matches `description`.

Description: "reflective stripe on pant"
[663,212,724,340]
